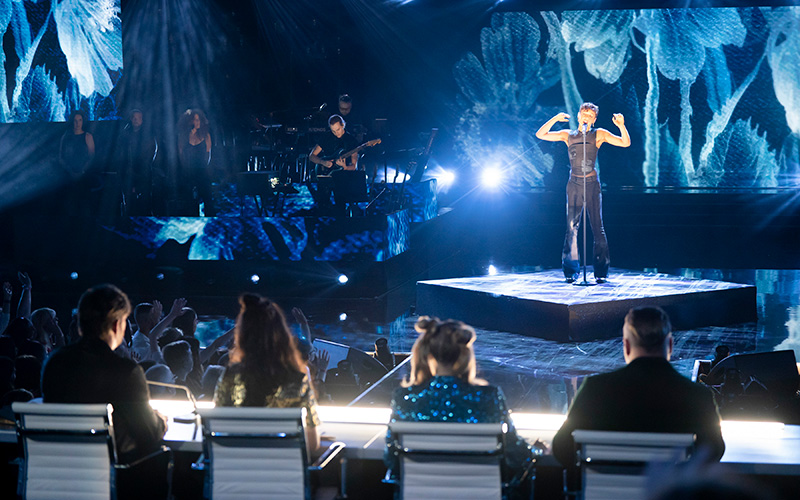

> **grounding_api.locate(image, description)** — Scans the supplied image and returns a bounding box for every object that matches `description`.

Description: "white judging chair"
[195,407,345,500]
[12,402,173,500]
[385,421,512,500]
[571,430,696,500]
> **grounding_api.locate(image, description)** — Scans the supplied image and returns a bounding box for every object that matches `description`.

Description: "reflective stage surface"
[283,269,800,415]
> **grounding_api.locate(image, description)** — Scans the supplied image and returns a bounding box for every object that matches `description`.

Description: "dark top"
[317,131,357,166]
[183,138,208,170]
[552,357,725,466]
[214,363,320,428]
[60,132,91,176]
[119,127,157,194]
[567,129,598,176]
[42,338,166,463]
[385,376,533,485]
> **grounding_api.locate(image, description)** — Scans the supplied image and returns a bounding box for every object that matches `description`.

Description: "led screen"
[0,0,122,123]
[453,7,800,188]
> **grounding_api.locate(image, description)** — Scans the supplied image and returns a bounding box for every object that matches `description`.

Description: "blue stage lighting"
[339,313,348,321]
[155,273,165,281]
[70,272,78,280]
[488,265,498,276]
[250,274,260,284]
[481,166,504,189]
[338,274,349,284]
[439,169,456,187]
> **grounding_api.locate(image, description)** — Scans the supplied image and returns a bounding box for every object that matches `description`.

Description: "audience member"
[162,340,196,394]
[552,306,726,466]
[30,307,65,354]
[131,298,187,362]
[3,318,45,362]
[214,294,320,454]
[0,388,34,425]
[41,284,167,465]
[66,313,81,345]
[14,355,42,397]
[156,326,183,349]
[710,345,731,369]
[385,316,535,494]
[145,364,177,398]
[200,365,224,401]
[172,307,198,338]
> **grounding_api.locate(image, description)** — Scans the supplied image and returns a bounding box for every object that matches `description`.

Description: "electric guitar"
[321,138,382,172]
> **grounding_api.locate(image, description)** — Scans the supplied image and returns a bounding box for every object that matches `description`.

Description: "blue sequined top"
[384,376,533,488]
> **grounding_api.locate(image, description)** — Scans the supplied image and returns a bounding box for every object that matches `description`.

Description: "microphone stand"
[576,123,594,287]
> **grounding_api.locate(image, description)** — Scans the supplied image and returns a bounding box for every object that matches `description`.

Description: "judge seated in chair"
[552,306,725,466]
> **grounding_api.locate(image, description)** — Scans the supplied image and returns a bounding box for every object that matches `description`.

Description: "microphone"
[581,123,587,134]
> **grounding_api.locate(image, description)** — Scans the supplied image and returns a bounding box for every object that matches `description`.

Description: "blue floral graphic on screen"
[0,0,122,123]
[453,12,560,188]
[455,7,800,188]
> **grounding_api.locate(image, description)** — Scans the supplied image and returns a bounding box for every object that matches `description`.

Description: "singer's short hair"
[338,94,352,104]
[328,114,346,128]
[580,102,599,115]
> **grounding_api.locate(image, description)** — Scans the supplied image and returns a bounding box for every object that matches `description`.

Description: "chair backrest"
[572,430,696,500]
[196,406,309,500]
[13,402,116,500]
[388,421,506,500]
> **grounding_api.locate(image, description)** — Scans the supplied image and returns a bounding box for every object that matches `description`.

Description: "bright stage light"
[481,166,504,189]
[488,265,498,276]
[337,274,349,284]
[250,274,260,284]
[439,169,456,187]
[339,313,348,321]
[156,273,165,281]
[70,272,78,280]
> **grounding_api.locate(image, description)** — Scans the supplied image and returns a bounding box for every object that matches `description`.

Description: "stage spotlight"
[250,274,260,284]
[155,273,165,281]
[488,265,498,276]
[439,169,456,187]
[337,274,349,285]
[481,166,504,189]
[339,313,347,321]
[70,272,78,280]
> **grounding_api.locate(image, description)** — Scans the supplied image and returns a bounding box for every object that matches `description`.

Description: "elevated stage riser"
[417,269,757,342]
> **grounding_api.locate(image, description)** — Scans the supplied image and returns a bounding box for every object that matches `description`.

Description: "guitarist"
[309,114,359,176]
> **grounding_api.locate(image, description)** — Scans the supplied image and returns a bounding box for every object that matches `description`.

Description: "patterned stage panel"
[104,211,409,261]
[417,269,757,341]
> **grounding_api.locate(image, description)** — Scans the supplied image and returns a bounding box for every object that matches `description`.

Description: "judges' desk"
[4,403,800,498]
[152,402,800,473]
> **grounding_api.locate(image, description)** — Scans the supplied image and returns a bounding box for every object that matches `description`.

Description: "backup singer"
[536,103,630,283]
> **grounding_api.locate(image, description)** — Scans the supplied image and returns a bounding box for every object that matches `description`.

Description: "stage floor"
[416,268,757,341]
[287,268,797,415]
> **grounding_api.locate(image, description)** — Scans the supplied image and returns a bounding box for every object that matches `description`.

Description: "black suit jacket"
[552,357,725,466]
[42,338,166,463]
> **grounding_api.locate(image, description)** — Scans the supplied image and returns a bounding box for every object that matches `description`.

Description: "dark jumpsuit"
[562,129,610,280]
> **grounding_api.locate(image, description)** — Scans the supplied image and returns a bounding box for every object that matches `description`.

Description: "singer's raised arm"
[536,112,571,144]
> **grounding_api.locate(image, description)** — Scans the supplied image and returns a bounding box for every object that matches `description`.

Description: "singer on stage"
[536,102,630,283]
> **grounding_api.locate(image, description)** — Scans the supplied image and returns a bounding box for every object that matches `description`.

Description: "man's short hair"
[133,303,154,328]
[328,114,345,127]
[162,340,193,379]
[580,102,599,115]
[624,306,671,352]
[78,284,131,340]
[338,94,352,104]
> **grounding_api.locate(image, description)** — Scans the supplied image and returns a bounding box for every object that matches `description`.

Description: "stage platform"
[416,268,757,342]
